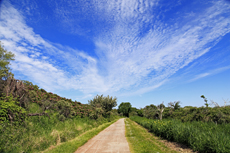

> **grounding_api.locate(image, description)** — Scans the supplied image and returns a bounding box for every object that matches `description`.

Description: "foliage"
[0,115,120,153]
[201,95,209,108]
[0,95,26,125]
[163,105,230,124]
[168,101,181,110]
[88,94,117,116]
[56,100,75,120]
[142,104,158,119]
[118,102,132,117]
[130,116,230,153]
[136,99,230,124]
[0,42,15,80]
[135,108,143,117]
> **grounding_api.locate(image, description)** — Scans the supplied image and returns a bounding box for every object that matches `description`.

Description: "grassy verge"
[130,116,230,153]
[0,115,120,153]
[125,118,177,153]
[44,118,119,153]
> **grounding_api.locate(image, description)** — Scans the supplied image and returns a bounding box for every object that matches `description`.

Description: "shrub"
[0,95,26,125]
[57,100,75,120]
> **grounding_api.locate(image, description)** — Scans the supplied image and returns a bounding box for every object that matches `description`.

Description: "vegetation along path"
[75,118,130,153]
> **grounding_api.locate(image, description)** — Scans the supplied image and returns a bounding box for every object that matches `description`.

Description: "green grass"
[0,115,120,153]
[130,116,230,153]
[44,118,119,153]
[125,118,177,153]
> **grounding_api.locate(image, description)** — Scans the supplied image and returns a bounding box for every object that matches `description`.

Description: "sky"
[0,0,230,108]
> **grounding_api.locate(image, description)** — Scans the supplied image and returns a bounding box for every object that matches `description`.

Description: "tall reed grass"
[130,116,230,153]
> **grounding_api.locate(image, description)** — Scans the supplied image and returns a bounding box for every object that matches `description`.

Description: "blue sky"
[0,0,230,108]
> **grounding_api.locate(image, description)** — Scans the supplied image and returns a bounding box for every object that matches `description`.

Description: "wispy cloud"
[0,0,230,100]
[189,66,230,82]
[189,73,211,82]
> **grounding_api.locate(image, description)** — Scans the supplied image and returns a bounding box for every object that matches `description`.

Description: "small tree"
[0,42,15,80]
[118,102,132,117]
[201,95,208,108]
[168,101,181,110]
[88,94,117,116]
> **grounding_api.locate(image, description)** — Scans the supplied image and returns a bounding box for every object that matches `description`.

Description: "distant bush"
[163,106,230,124]
[118,102,132,117]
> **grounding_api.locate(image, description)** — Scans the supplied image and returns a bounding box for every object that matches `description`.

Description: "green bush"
[57,100,75,120]
[0,95,26,125]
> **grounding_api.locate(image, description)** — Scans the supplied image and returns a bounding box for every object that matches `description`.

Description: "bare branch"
[210,100,219,107]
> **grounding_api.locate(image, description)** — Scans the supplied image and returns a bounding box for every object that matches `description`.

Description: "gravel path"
[75,118,130,153]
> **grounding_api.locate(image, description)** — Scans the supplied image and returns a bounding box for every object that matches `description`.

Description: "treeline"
[117,100,230,124]
[0,78,119,125]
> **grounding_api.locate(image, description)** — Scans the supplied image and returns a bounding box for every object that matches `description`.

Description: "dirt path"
[75,118,130,153]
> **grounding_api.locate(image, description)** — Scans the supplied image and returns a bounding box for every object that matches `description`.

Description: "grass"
[44,118,119,153]
[130,116,230,153]
[0,115,120,153]
[125,118,177,153]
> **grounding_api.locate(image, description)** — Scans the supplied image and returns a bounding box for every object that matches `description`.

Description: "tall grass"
[0,115,120,153]
[45,118,119,153]
[130,116,230,153]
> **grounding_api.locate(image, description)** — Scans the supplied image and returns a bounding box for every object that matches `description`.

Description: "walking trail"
[75,118,130,153]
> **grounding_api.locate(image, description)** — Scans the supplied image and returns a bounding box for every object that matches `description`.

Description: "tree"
[0,42,15,80]
[201,95,208,108]
[118,102,132,117]
[143,104,158,119]
[168,101,181,110]
[88,94,117,116]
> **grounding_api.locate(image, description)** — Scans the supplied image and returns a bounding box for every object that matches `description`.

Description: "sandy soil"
[75,118,130,153]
